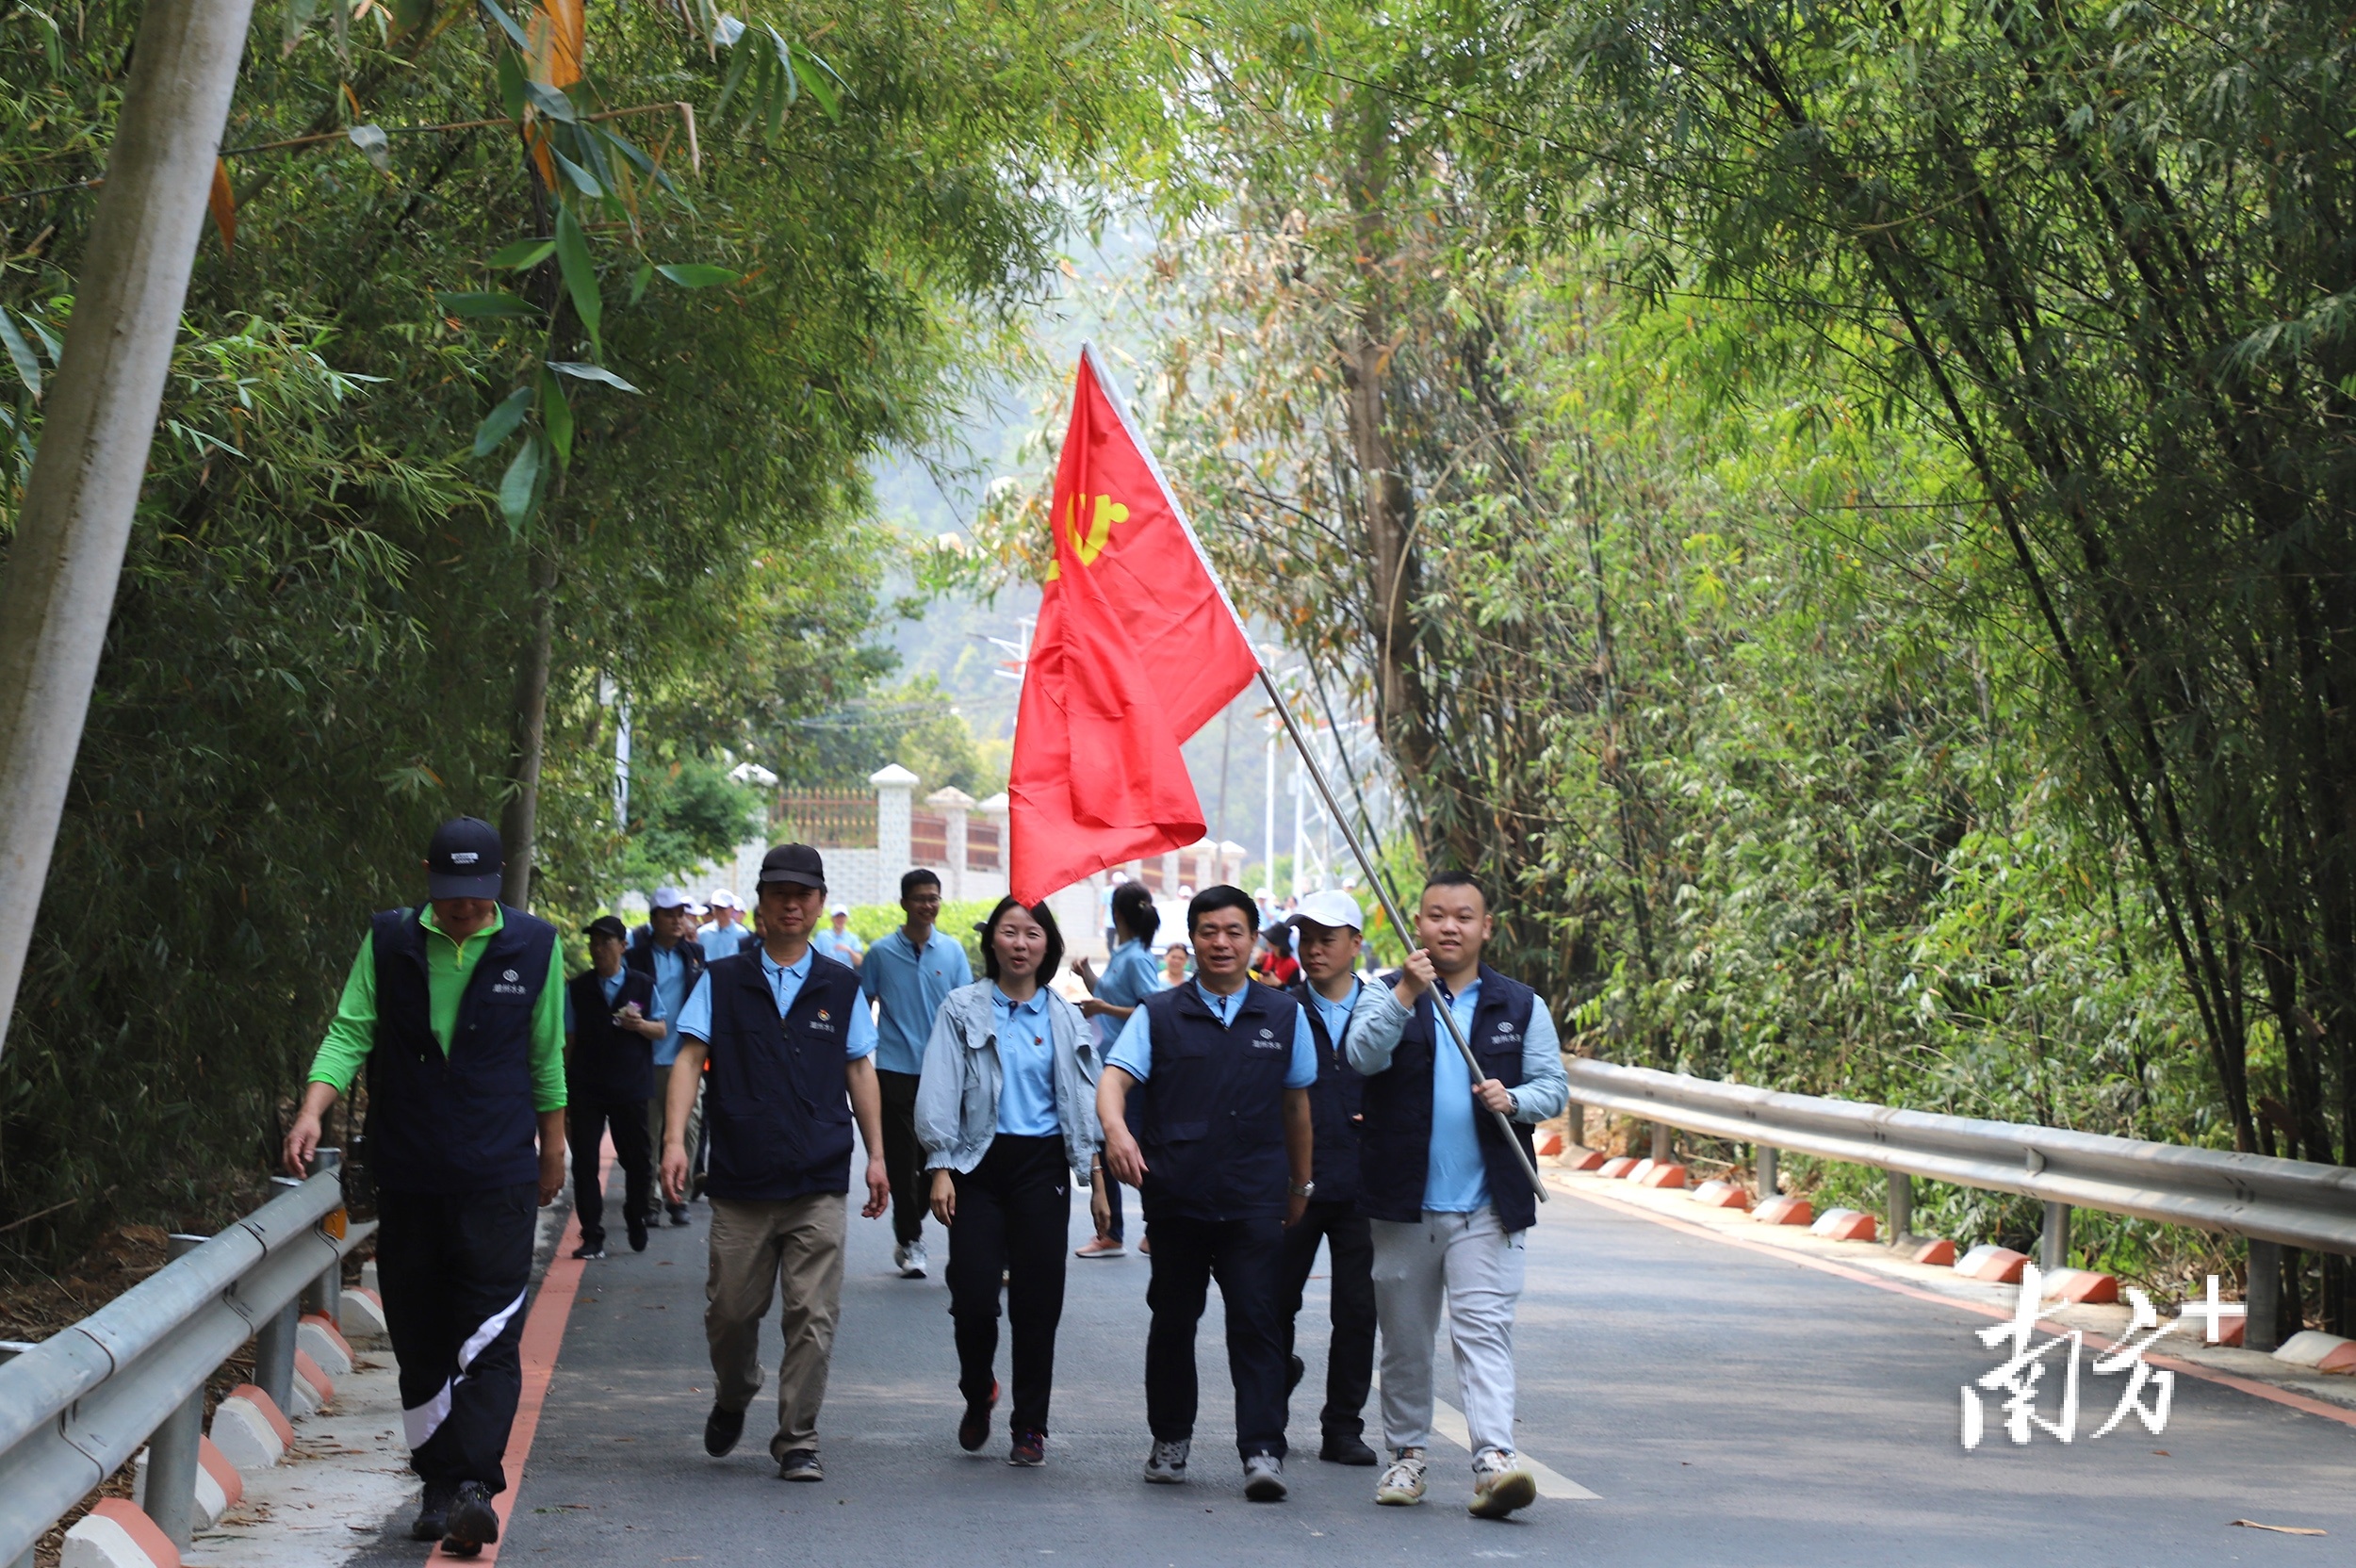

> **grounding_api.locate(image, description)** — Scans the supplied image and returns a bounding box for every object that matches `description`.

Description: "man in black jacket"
[565,915,666,1259]
[283,818,565,1557]
[1277,890,1378,1466]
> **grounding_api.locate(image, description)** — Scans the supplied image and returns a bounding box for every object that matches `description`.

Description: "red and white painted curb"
[300,1312,356,1377]
[134,1435,243,1531]
[60,1497,181,1568]
[1753,1195,1813,1227]
[2274,1330,2356,1374]
[208,1382,294,1471]
[1954,1244,2031,1284]
[1809,1207,1877,1243]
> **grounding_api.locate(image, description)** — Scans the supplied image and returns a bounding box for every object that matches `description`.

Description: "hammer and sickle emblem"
[1046,493,1130,580]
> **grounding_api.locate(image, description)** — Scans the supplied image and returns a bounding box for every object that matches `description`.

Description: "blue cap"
[426,817,503,899]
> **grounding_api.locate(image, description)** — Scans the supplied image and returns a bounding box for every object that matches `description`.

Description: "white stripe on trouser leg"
[404,1380,455,1448]
[404,1290,527,1451]
[458,1290,528,1370]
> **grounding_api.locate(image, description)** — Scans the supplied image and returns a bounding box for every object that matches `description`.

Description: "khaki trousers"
[705,1193,847,1458]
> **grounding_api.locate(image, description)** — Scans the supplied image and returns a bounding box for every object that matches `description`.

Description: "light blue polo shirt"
[675,946,878,1059]
[1423,978,1561,1212]
[990,987,1058,1136]
[1092,938,1162,1050]
[644,942,694,1067]
[861,926,973,1075]
[1107,980,1317,1089]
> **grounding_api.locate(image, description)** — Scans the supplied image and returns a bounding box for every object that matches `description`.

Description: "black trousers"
[1143,1213,1288,1457]
[376,1182,537,1491]
[946,1135,1071,1435]
[876,1069,928,1249]
[1278,1200,1376,1440]
[566,1095,652,1250]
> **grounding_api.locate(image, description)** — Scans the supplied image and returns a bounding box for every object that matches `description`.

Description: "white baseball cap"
[1290,889,1364,932]
[709,889,741,909]
[829,903,850,917]
[650,886,689,910]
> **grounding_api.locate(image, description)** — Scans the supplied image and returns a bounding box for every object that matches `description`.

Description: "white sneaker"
[1142,1438,1189,1483]
[1242,1452,1287,1502]
[901,1240,928,1279]
[892,1243,908,1274]
[1375,1448,1428,1506]
[1468,1447,1537,1519]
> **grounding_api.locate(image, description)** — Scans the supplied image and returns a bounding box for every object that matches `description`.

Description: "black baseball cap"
[757,842,826,890]
[426,817,503,899]
[583,914,629,942]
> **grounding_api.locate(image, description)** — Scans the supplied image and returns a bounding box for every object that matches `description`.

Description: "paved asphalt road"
[359,1142,2356,1566]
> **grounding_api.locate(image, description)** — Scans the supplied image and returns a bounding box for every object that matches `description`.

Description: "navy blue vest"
[624,929,704,995]
[1288,980,1364,1204]
[1134,981,1299,1221]
[1356,965,1540,1233]
[366,906,554,1195]
[565,967,657,1103]
[700,950,865,1201]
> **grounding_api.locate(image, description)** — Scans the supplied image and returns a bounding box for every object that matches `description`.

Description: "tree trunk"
[0,0,258,1059]
[500,544,560,908]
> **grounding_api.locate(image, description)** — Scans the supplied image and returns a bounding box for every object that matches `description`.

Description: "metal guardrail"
[0,1167,367,1565]
[1562,1057,2356,1255]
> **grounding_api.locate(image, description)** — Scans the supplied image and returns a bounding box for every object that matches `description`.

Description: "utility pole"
[0,0,258,1060]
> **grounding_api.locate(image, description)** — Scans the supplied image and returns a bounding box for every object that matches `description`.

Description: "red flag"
[1008,346,1261,904]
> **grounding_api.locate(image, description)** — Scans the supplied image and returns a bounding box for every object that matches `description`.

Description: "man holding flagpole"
[1346,872,1567,1519]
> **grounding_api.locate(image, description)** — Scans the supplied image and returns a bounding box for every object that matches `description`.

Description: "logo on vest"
[810,1007,836,1033]
[1251,1025,1283,1051]
[503,969,518,981]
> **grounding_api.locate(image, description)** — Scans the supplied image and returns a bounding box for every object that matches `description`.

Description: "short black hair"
[980,895,1065,984]
[1187,883,1259,935]
[1422,870,1488,907]
[1111,881,1160,944]
[900,867,942,900]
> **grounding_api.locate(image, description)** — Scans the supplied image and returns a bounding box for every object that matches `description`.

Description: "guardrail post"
[1649,1123,1670,1164]
[303,1150,344,1321]
[1564,1100,1584,1148]
[253,1176,303,1413]
[2247,1239,2282,1353]
[1755,1145,1777,1198]
[2039,1201,2071,1273]
[139,1233,210,1549]
[1888,1172,1912,1245]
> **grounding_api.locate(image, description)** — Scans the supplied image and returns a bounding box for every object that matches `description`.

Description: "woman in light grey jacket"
[915,896,1101,1467]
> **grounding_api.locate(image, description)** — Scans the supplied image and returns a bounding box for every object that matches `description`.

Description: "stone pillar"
[927,786,975,900]
[1162,846,1184,895]
[871,763,917,889]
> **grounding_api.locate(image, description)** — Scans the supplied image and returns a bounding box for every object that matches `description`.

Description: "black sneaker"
[572,1241,606,1261]
[409,1482,455,1541]
[668,1201,693,1227]
[628,1214,648,1252]
[958,1379,999,1453]
[1285,1354,1305,1396]
[705,1404,744,1457]
[777,1448,823,1481]
[1319,1432,1379,1465]
[440,1480,499,1557]
[1008,1429,1046,1466]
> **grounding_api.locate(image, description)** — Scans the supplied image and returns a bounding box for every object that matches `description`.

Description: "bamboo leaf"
[790,51,842,121]
[473,384,532,455]
[497,49,528,121]
[523,77,578,123]
[539,367,573,466]
[0,312,41,400]
[630,262,653,304]
[499,433,543,530]
[656,264,739,288]
[547,361,641,392]
[713,40,755,118]
[477,0,530,51]
[554,204,602,353]
[552,147,602,197]
[489,237,555,270]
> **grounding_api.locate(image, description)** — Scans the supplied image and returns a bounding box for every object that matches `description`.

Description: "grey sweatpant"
[1369,1206,1528,1459]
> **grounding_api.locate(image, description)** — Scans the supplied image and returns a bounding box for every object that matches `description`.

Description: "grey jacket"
[914,980,1103,1180]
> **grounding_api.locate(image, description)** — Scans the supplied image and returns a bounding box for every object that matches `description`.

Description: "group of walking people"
[280,817,1567,1557]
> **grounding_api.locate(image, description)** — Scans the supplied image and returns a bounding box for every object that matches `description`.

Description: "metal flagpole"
[1254,667,1546,1201]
